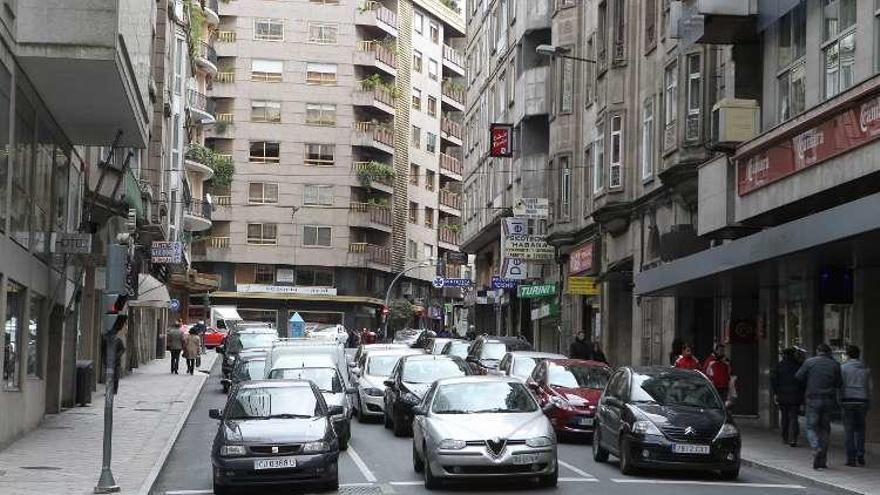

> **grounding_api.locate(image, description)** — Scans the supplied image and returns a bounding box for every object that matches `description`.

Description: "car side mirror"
[328,405,345,416]
[412,405,427,416]
[208,408,223,420]
[526,379,538,389]
[383,379,394,388]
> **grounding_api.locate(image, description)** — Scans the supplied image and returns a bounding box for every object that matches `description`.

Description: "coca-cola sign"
[490,123,513,158]
[737,93,880,195]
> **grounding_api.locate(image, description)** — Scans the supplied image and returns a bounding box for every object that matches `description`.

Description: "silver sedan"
[411,376,558,489]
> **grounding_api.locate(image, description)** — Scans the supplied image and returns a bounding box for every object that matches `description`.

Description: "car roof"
[508,351,565,359]
[361,343,408,350]
[237,327,277,334]
[401,354,461,363]
[545,358,611,368]
[434,375,521,386]
[271,354,336,369]
[627,366,705,378]
[237,379,314,390]
[367,349,422,358]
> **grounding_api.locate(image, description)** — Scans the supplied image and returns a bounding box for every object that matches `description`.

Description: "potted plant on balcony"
[357,161,395,190]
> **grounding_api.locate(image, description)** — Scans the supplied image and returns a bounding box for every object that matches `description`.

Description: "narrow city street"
[150,362,834,495]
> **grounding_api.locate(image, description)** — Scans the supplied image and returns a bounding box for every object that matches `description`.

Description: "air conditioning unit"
[711,98,759,147]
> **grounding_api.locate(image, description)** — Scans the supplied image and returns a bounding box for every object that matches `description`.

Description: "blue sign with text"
[491,276,519,290]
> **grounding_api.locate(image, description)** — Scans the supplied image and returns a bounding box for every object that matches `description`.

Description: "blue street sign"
[442,278,474,288]
[432,276,445,289]
[169,299,180,312]
[491,276,519,290]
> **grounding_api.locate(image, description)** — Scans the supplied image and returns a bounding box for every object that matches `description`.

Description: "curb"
[741,456,865,495]
[136,353,218,495]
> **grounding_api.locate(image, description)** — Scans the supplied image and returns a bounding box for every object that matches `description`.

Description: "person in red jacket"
[674,344,701,370]
[703,344,732,400]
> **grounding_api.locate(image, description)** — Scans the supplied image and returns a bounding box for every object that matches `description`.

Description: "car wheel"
[356,395,367,423]
[412,442,424,473]
[424,445,440,490]
[221,382,229,394]
[213,479,232,495]
[383,408,392,429]
[719,466,740,480]
[322,463,340,492]
[538,463,558,488]
[592,427,609,463]
[393,409,409,437]
[619,438,636,475]
[339,428,350,451]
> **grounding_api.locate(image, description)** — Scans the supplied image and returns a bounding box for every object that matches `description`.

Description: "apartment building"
[194,0,466,330]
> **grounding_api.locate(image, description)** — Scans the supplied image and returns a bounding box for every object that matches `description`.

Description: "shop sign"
[446,251,469,265]
[737,92,880,196]
[518,283,557,299]
[489,123,513,157]
[491,276,519,290]
[52,233,92,254]
[433,277,473,288]
[501,258,528,280]
[568,276,600,296]
[569,242,595,275]
[236,284,338,296]
[276,268,295,283]
[530,302,559,321]
[151,241,183,264]
[513,198,549,219]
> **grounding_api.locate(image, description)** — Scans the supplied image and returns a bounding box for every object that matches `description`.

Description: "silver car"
[411,376,558,489]
[495,351,566,382]
[351,348,422,421]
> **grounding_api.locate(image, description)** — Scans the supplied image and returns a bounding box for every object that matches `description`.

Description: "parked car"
[384,354,470,436]
[392,328,421,346]
[592,366,741,479]
[465,335,533,375]
[209,380,341,494]
[351,348,423,422]
[496,351,566,382]
[350,343,409,375]
[425,337,457,355]
[411,376,558,489]
[528,359,610,437]
[263,340,350,388]
[220,327,278,380]
[202,326,228,349]
[440,340,471,359]
[220,350,267,393]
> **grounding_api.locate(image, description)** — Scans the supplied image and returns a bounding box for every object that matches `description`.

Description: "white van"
[263,339,350,387]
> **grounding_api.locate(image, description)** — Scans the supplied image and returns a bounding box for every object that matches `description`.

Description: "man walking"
[568,331,592,360]
[167,319,184,374]
[841,345,871,467]
[771,347,804,447]
[704,344,732,401]
[796,343,842,469]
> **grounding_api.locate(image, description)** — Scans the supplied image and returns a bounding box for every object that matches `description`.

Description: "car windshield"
[234,360,266,381]
[367,355,401,376]
[548,364,610,389]
[267,368,343,393]
[402,359,467,384]
[239,333,276,350]
[630,373,723,409]
[431,341,447,354]
[511,357,540,378]
[432,382,538,414]
[481,342,507,360]
[225,386,321,419]
[445,342,469,358]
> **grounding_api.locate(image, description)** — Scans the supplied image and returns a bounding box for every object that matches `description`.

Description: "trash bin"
[75,360,94,406]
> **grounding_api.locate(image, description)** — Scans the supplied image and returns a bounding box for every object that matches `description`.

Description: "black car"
[383,354,470,436]
[220,328,278,379]
[221,351,266,393]
[593,367,741,479]
[209,380,341,494]
[465,335,533,375]
[440,339,471,359]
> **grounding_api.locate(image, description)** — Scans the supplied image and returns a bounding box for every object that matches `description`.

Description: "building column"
[853,266,880,441]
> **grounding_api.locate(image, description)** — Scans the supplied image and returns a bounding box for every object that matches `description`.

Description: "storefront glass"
[4,279,25,389]
[28,293,44,377]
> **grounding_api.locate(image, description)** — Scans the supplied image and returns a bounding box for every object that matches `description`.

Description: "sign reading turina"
[518,283,557,299]
[513,198,549,219]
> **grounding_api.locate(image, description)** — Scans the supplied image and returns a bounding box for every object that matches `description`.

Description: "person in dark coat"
[591,342,607,364]
[568,331,592,360]
[771,347,805,447]
[669,338,684,366]
[796,343,842,470]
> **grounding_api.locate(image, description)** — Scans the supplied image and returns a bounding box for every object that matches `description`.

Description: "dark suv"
[383,354,470,436]
[466,335,533,375]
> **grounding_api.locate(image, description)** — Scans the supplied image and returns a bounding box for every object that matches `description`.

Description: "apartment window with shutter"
[823,0,856,99]
[664,62,678,126]
[642,98,655,180]
[412,88,422,110]
[254,18,284,41]
[306,63,337,85]
[778,2,806,121]
[410,164,420,186]
[425,207,434,228]
[308,23,338,44]
[248,183,279,204]
[426,132,437,153]
[413,50,423,73]
[305,103,336,126]
[251,59,283,82]
[303,225,332,246]
[685,53,701,141]
[559,155,571,221]
[251,100,281,122]
[304,185,334,206]
[428,59,439,80]
[247,223,278,245]
[409,202,418,223]
[305,144,334,166]
[645,0,657,52]
[593,123,605,193]
[412,126,421,148]
[427,96,437,117]
[609,115,623,189]
[249,141,281,164]
[255,265,275,284]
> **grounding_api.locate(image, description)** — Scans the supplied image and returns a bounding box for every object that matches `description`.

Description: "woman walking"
[183,327,201,375]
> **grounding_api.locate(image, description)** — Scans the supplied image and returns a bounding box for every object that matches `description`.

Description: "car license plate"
[254,457,297,470]
[577,417,594,426]
[672,444,710,455]
[512,453,541,465]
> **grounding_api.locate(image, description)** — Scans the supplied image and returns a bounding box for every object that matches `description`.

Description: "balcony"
[16,0,155,146]
[442,45,465,76]
[680,0,759,45]
[439,226,461,250]
[216,31,237,43]
[188,90,216,124]
[441,81,465,111]
[184,151,216,181]
[196,42,219,75]
[355,1,399,38]
[192,235,230,257]
[512,65,550,124]
[353,161,395,194]
[353,81,396,116]
[441,118,463,145]
[524,0,551,33]
[350,202,393,232]
[202,0,219,26]
[439,153,463,178]
[184,198,213,232]
[353,122,395,155]
[354,41,398,77]
[349,243,392,267]
[439,189,462,215]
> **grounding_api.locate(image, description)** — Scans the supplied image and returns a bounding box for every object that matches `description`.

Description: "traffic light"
[102,293,129,336]
[103,243,131,336]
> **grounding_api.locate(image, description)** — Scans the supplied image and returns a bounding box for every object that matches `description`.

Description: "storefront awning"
[635,191,880,297]
[129,274,171,308]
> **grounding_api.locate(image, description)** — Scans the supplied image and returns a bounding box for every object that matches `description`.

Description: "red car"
[183,325,227,349]
[527,359,611,437]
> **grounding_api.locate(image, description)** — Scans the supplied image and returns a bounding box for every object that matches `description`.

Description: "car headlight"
[525,436,553,448]
[219,445,247,456]
[632,420,663,436]
[438,439,466,450]
[302,441,329,453]
[363,387,383,397]
[715,423,739,439]
[401,392,421,405]
[549,396,570,410]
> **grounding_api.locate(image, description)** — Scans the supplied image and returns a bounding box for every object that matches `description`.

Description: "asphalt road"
[150,362,836,495]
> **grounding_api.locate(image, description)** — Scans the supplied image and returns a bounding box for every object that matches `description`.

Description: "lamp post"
[382,259,435,340]
[535,44,597,64]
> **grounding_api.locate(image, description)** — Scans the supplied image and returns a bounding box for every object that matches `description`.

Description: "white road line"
[610,479,806,489]
[559,477,600,482]
[346,445,379,483]
[341,482,377,487]
[165,490,214,495]
[389,481,424,486]
[557,459,595,479]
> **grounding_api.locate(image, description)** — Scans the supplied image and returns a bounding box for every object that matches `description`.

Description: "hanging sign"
[489,123,513,157]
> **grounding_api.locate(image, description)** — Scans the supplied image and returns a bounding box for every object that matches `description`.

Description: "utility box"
[75,360,94,406]
[712,98,760,147]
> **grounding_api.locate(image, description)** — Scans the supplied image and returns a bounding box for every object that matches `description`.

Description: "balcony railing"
[439,227,460,246]
[439,153,462,175]
[188,89,216,116]
[439,190,461,210]
[350,202,393,226]
[358,80,396,107]
[443,44,465,69]
[217,30,236,42]
[215,70,235,83]
[356,40,397,69]
[215,112,233,123]
[354,122,395,148]
[359,1,399,29]
[214,195,232,207]
[441,118,462,140]
[442,81,465,105]
[349,242,392,265]
[198,42,218,66]
[186,198,213,220]
[207,236,230,248]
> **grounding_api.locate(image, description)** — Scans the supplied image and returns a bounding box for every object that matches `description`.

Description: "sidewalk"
[741,422,880,495]
[0,352,217,495]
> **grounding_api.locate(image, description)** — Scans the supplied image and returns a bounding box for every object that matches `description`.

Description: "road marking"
[341,482,377,487]
[389,481,423,486]
[165,490,214,495]
[346,445,378,482]
[557,459,595,479]
[610,479,806,489]
[559,477,599,482]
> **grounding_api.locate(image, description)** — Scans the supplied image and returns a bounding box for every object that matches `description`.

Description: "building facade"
[194,0,466,331]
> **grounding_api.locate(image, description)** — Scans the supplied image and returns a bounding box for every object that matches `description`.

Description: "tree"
[388,298,415,332]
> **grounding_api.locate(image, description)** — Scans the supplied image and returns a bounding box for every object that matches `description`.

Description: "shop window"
[255,265,275,284]
[296,268,335,287]
[27,293,43,377]
[4,279,25,389]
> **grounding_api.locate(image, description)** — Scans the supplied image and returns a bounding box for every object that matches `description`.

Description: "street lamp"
[382,258,436,339]
[535,44,597,64]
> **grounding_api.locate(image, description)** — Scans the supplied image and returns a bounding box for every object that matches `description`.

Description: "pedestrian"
[183,327,202,375]
[591,342,607,364]
[771,347,804,447]
[192,320,207,354]
[841,345,871,467]
[796,343,842,470]
[669,338,684,366]
[112,334,125,394]
[167,319,184,374]
[568,331,592,360]
[704,344,732,400]
[674,344,701,370]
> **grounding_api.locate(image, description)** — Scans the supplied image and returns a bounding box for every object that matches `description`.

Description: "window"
[248,182,279,204]
[251,59,283,82]
[306,63,337,85]
[410,164,420,186]
[610,115,623,188]
[583,147,592,216]
[556,0,575,9]
[251,100,281,122]
[685,53,701,141]
[585,35,595,106]
[558,56,574,114]
[664,62,678,126]
[426,132,437,153]
[305,103,336,126]
[823,0,856,99]
[407,239,418,259]
[612,0,626,61]
[296,268,334,287]
[254,18,284,41]
[255,265,275,284]
[424,244,434,260]
[426,170,436,190]
[558,155,571,220]
[247,223,278,245]
[427,96,438,117]
[305,143,335,166]
[428,58,439,80]
[508,59,516,106]
[4,279,24,388]
[304,185,334,206]
[430,22,440,43]
[778,2,807,121]
[308,22,338,44]
[597,1,608,69]
[174,38,185,95]
[414,12,424,34]
[593,123,605,193]
[303,226,332,247]
[310,0,340,3]
[425,207,435,228]
[27,294,43,378]
[409,202,418,223]
[642,98,655,180]
[413,50,423,73]
[509,0,517,23]
[412,125,421,148]
[412,88,422,110]
[249,141,280,164]
[645,0,657,51]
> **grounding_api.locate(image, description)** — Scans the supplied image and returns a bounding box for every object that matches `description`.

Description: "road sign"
[52,233,92,254]
[491,276,518,290]
[513,198,549,219]
[169,299,181,312]
[432,277,445,289]
[151,241,183,264]
[442,278,474,288]
[518,283,557,299]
